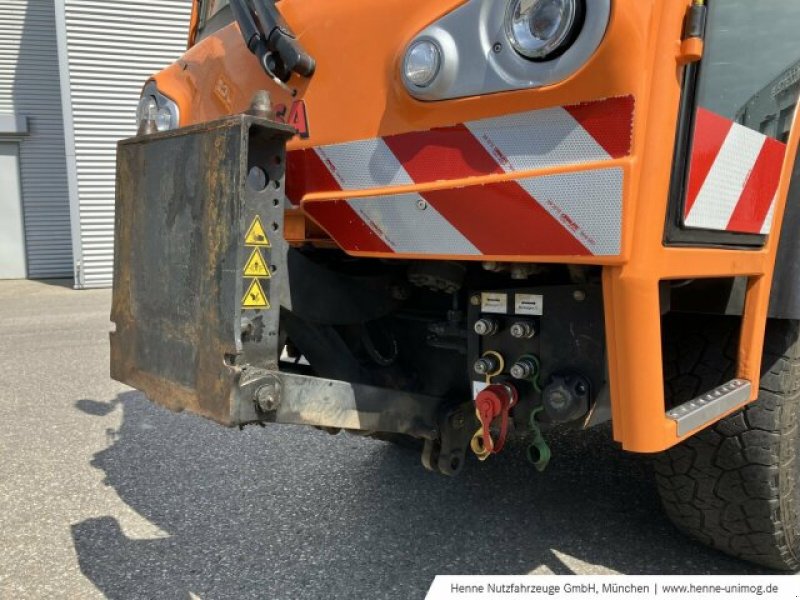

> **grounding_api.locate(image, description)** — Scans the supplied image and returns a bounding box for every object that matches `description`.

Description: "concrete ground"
[0,280,768,599]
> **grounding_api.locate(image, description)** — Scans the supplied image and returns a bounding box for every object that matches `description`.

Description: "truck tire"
[655,315,800,570]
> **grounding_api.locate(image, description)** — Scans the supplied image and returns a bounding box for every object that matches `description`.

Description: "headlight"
[504,0,583,61]
[136,82,180,134]
[403,39,442,88]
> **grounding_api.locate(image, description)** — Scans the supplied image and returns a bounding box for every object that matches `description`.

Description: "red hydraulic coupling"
[470,383,518,460]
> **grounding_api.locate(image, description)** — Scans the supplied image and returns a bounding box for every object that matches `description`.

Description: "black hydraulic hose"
[229,0,262,52]
[250,0,316,78]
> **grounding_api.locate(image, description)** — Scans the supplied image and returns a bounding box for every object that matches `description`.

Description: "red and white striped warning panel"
[684,108,787,235]
[303,168,623,257]
[286,96,634,203]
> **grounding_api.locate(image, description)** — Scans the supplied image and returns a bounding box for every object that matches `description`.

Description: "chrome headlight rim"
[504,0,586,62]
[400,0,610,102]
[137,81,180,133]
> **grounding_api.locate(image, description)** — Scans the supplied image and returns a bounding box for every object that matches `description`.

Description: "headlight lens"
[403,40,442,88]
[136,82,180,134]
[505,0,582,61]
[136,95,158,128]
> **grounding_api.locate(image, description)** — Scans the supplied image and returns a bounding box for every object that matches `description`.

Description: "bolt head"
[255,377,281,413]
[573,290,587,302]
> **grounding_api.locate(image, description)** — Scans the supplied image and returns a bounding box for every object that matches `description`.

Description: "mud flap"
[111,115,295,426]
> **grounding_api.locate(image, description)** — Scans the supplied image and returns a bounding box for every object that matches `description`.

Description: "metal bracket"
[422,402,478,476]
[111,113,294,426]
[239,370,441,440]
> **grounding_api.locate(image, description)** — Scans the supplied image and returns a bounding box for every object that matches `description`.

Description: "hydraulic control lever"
[230,0,315,86]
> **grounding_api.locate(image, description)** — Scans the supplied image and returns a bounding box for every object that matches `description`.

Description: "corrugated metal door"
[0,0,73,278]
[60,0,192,288]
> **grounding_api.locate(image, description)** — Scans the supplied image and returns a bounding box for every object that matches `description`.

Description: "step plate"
[666,379,752,437]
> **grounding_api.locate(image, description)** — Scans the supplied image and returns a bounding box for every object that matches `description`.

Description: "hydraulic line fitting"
[470,383,518,461]
[473,351,504,377]
[509,320,536,339]
[473,317,500,337]
[510,357,538,380]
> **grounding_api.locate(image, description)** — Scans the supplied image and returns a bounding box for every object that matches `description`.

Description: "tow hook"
[470,383,518,461]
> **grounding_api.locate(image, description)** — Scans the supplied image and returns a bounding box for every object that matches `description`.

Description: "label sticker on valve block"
[481,292,508,314]
[515,294,544,316]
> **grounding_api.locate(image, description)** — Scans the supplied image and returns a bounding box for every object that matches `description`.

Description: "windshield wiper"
[230,0,315,87]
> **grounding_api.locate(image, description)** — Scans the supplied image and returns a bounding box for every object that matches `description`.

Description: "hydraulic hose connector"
[470,383,518,461]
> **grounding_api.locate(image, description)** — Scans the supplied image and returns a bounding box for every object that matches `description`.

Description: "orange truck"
[111,0,800,569]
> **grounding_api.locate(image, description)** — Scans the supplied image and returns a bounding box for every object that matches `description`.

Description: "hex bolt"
[473,317,499,337]
[254,377,282,413]
[510,321,536,339]
[470,295,482,306]
[247,90,274,119]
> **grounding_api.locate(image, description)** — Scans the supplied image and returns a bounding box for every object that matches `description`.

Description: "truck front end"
[111,0,800,568]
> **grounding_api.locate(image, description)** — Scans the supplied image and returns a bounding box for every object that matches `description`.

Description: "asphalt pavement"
[0,279,768,600]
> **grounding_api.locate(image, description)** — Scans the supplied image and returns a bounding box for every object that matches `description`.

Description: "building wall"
[737,59,800,144]
[57,0,193,288]
[0,0,73,278]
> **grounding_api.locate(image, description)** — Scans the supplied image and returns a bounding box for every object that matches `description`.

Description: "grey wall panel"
[61,0,192,288]
[0,0,73,278]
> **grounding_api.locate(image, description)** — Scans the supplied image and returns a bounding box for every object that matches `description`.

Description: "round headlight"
[505,0,583,61]
[403,40,442,88]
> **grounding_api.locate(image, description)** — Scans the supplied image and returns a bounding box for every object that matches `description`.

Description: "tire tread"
[655,316,800,571]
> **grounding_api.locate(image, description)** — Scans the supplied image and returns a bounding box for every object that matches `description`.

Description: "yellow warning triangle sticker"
[242,279,270,309]
[244,216,271,247]
[243,248,271,278]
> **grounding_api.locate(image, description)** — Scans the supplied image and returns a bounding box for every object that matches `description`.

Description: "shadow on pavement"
[71,392,766,599]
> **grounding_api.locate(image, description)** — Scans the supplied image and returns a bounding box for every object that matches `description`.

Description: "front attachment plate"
[111,115,294,425]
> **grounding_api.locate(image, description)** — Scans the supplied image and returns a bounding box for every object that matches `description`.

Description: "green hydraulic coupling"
[510,353,550,470]
[527,406,551,472]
